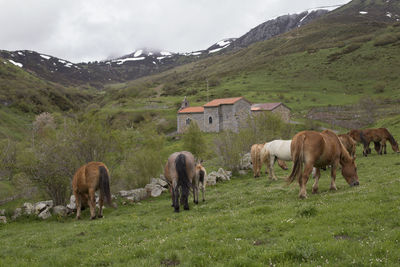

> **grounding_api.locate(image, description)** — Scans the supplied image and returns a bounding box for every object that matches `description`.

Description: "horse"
[195,163,207,202]
[288,130,359,199]
[72,161,113,220]
[260,140,292,180]
[252,143,288,178]
[164,151,205,212]
[338,134,357,158]
[359,128,400,156]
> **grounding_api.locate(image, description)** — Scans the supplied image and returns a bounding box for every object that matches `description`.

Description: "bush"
[214,113,293,171]
[182,121,206,160]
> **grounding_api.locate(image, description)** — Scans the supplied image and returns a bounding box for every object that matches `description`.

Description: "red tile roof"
[251,103,282,111]
[203,97,244,107]
[178,106,204,113]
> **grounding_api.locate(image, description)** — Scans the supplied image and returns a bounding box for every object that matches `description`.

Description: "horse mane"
[175,153,191,203]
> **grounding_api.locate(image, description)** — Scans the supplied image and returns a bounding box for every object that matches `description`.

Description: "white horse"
[261,140,292,180]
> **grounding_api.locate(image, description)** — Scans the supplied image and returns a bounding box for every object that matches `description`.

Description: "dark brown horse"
[338,134,357,158]
[288,130,359,199]
[360,128,400,156]
[72,162,112,220]
[164,151,204,212]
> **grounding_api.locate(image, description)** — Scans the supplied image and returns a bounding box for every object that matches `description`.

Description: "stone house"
[177,97,290,133]
[251,102,291,122]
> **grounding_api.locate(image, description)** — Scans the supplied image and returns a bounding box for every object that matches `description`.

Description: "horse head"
[341,158,359,187]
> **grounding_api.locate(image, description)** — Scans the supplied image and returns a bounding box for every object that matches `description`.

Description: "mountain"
[0,9,331,88]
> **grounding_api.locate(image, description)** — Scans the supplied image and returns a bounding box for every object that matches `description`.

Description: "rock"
[35,200,53,209]
[22,202,34,215]
[151,177,168,187]
[35,203,47,214]
[38,207,51,220]
[240,153,252,170]
[121,188,147,202]
[239,170,247,175]
[217,168,230,181]
[12,208,22,220]
[145,183,164,197]
[0,216,6,224]
[52,206,68,217]
[206,172,217,186]
[0,209,5,216]
[66,195,76,210]
[151,187,163,197]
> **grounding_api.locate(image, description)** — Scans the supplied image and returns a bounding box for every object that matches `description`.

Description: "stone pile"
[1,167,237,223]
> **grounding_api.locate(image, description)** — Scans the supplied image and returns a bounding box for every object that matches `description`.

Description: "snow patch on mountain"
[40,55,51,60]
[9,60,23,67]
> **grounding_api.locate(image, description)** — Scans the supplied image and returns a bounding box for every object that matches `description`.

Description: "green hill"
[1,148,400,266]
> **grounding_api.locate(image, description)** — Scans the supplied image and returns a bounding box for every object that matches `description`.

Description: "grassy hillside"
[99,0,400,130]
[1,147,400,266]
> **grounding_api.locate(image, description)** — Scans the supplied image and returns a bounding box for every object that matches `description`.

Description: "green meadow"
[1,147,399,266]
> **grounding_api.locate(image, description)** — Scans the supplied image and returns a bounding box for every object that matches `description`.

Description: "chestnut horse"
[72,162,113,220]
[164,151,205,212]
[252,143,288,178]
[288,130,359,199]
[338,134,357,158]
[360,128,400,156]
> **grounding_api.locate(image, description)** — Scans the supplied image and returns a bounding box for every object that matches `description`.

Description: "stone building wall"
[232,99,252,131]
[272,105,291,122]
[177,113,205,133]
[204,107,220,132]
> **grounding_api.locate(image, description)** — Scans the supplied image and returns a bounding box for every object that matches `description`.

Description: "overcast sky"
[0,0,351,63]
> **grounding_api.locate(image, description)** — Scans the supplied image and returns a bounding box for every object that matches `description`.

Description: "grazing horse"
[72,162,113,220]
[260,140,291,180]
[252,143,288,178]
[360,128,400,156]
[288,130,359,199]
[164,151,205,212]
[338,134,357,158]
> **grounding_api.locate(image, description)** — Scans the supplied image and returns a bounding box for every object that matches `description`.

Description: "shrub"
[182,121,206,160]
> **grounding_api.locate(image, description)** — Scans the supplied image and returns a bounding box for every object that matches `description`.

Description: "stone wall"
[204,106,220,132]
[177,112,205,133]
[232,99,252,132]
[272,105,290,122]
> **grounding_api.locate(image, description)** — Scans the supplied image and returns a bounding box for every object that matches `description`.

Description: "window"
[186,118,191,125]
[209,116,213,124]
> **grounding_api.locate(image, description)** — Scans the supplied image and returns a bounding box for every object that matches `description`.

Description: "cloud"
[0,0,351,62]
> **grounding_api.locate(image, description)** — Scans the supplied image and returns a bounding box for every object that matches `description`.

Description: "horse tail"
[287,134,305,184]
[199,169,205,185]
[175,154,191,202]
[99,166,112,206]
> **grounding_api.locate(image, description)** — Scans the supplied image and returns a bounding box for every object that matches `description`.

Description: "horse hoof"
[194,201,198,205]
[98,215,103,219]
[174,208,179,213]
[312,189,318,194]
[184,206,190,210]
[299,194,307,199]
[76,216,81,220]
[90,216,96,220]
[330,186,337,191]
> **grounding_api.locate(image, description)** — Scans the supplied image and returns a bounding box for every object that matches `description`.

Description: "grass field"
[1,147,399,266]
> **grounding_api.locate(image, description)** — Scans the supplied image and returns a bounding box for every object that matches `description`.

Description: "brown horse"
[251,143,288,178]
[164,151,205,212]
[288,130,359,199]
[72,162,113,220]
[360,128,400,156]
[338,134,357,158]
